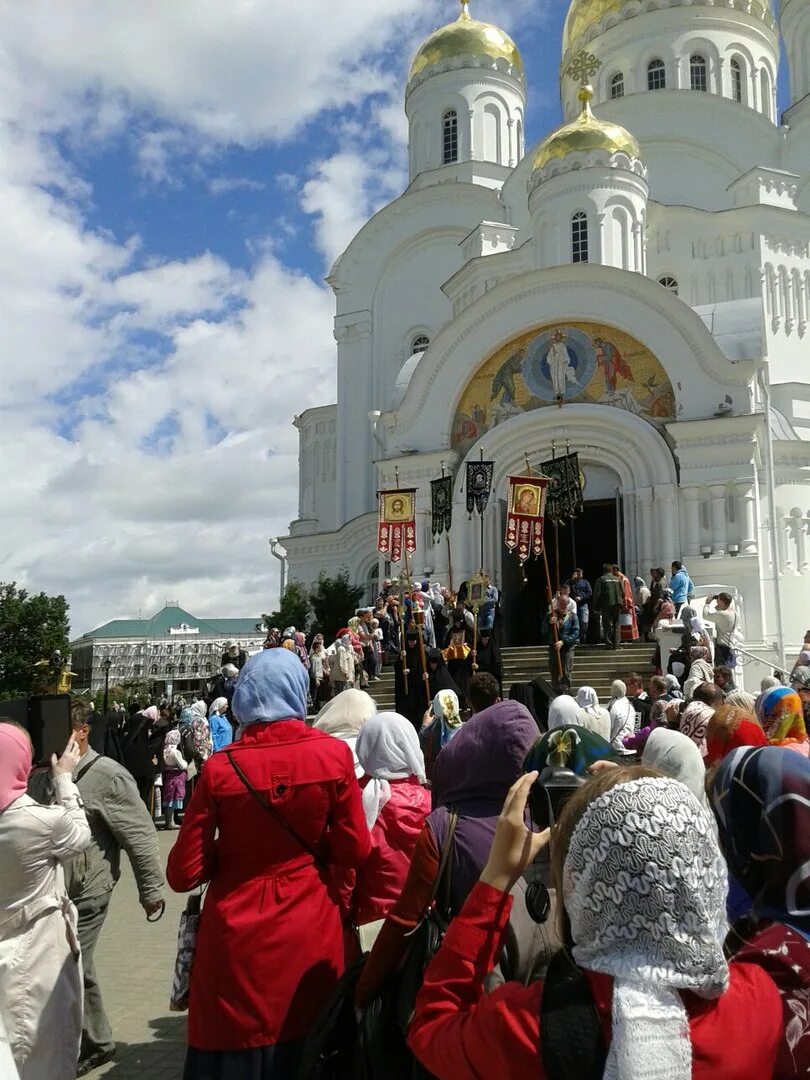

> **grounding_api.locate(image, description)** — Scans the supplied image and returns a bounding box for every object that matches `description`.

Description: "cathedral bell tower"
[405,1,527,184]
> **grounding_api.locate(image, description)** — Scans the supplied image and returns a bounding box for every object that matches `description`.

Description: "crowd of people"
[1,577,809,1079]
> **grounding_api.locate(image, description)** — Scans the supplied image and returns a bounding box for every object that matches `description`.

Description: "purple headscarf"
[429,700,538,909]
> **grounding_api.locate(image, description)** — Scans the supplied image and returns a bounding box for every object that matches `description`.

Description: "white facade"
[281,0,810,674]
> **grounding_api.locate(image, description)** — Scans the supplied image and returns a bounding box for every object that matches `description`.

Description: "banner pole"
[393,466,409,696]
[526,453,562,683]
[399,474,431,711]
[479,447,485,572]
[441,462,454,593]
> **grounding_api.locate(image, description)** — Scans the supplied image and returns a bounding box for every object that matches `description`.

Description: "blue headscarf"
[232,647,309,726]
[179,707,194,727]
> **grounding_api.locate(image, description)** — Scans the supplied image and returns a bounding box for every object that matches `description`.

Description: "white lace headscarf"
[355,712,426,828]
[563,776,729,1080]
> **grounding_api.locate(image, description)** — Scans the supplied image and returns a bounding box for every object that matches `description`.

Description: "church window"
[610,72,624,99]
[658,275,679,295]
[178,664,186,675]
[690,54,708,92]
[760,68,772,119]
[516,118,523,156]
[571,212,589,264]
[166,665,173,675]
[150,665,157,675]
[730,58,743,103]
[411,334,430,353]
[647,59,666,91]
[442,110,458,164]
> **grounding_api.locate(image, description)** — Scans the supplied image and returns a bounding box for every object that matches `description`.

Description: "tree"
[264,582,311,635]
[309,569,364,642]
[0,582,71,699]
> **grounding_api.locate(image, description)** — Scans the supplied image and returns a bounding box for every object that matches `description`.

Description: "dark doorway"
[501,498,620,645]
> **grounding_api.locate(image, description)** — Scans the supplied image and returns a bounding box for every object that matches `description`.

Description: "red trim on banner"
[504,475,549,564]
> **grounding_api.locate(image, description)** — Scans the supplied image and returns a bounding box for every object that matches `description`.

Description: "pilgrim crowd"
[0,569,809,1080]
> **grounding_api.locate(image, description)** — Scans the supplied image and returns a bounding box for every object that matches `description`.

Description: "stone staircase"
[365,641,658,711]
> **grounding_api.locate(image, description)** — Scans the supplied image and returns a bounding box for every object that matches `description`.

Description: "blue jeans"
[478,603,496,631]
[577,606,589,645]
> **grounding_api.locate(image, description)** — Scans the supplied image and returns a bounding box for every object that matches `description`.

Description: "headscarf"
[524,724,615,777]
[705,705,768,764]
[610,679,626,700]
[690,645,711,663]
[432,689,462,748]
[432,700,537,807]
[683,658,715,701]
[313,689,376,737]
[548,693,582,730]
[163,728,182,749]
[711,745,810,939]
[633,575,645,588]
[355,712,426,827]
[681,606,699,633]
[0,724,32,811]
[679,700,715,756]
[565,777,729,1079]
[575,686,601,716]
[642,728,708,807]
[141,705,160,723]
[664,674,684,699]
[208,697,229,717]
[758,687,808,750]
[222,663,239,678]
[179,707,194,727]
[231,647,309,727]
[191,700,207,720]
[608,681,636,751]
[723,690,755,712]
[790,665,810,692]
[760,675,781,693]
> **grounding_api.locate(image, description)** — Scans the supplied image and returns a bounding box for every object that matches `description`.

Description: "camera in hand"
[529,764,585,831]
[2,695,72,767]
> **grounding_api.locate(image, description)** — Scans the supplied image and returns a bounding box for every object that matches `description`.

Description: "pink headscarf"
[0,724,32,811]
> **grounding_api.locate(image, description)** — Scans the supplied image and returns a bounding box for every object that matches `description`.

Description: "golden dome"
[409,1,524,82]
[533,85,641,171]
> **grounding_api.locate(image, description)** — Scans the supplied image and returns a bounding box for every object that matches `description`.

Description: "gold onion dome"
[409,0,524,82]
[563,0,775,54]
[533,84,641,171]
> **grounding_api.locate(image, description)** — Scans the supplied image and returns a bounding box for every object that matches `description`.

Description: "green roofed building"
[70,602,266,698]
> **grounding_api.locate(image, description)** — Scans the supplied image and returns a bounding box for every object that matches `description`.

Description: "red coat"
[166,720,370,1050]
[408,881,783,1080]
[352,777,431,925]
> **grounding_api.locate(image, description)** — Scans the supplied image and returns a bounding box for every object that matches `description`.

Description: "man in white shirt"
[704,592,739,667]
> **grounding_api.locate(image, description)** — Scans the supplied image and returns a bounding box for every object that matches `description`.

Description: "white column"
[788,507,808,574]
[506,117,515,167]
[680,486,702,558]
[708,483,728,556]
[736,481,758,554]
[466,108,475,160]
[631,220,642,273]
[635,487,654,574]
[657,486,679,567]
[595,212,607,265]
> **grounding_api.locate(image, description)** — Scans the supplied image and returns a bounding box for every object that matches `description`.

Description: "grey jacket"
[65,749,165,906]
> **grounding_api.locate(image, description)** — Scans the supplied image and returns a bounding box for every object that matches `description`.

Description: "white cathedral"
[281,0,810,665]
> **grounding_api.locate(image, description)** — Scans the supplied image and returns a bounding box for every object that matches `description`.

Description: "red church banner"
[377,489,417,564]
[504,475,550,563]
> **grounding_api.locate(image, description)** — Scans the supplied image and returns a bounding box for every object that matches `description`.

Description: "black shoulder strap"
[226,751,326,871]
[429,808,458,918]
[75,755,102,784]
[540,950,607,1080]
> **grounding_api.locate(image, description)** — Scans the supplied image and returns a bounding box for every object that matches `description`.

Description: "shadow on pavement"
[89,1015,187,1078]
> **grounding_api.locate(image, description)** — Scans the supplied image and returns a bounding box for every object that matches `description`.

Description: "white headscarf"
[564,777,728,1080]
[548,694,581,730]
[576,686,601,716]
[608,682,637,752]
[208,697,228,717]
[575,687,611,741]
[642,728,709,809]
[355,712,426,828]
[314,689,377,738]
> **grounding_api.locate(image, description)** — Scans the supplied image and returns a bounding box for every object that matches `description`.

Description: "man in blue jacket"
[544,592,580,690]
[670,561,695,610]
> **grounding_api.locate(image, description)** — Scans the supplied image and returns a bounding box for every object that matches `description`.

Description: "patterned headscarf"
[710,745,810,940]
[705,705,767,765]
[679,700,715,757]
[565,777,728,1080]
[758,687,808,751]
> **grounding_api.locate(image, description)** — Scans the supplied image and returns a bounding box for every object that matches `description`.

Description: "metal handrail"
[733,641,789,678]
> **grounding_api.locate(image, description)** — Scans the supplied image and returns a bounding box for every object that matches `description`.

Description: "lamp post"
[102,657,112,714]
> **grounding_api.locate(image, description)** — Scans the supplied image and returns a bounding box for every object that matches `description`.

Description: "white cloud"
[209,176,266,195]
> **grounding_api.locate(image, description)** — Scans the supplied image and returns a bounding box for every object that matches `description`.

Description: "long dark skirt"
[184,1040,303,1080]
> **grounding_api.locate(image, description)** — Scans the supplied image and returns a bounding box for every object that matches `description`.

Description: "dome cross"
[566,50,602,87]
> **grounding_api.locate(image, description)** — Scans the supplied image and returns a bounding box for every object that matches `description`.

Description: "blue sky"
[0,1,791,635]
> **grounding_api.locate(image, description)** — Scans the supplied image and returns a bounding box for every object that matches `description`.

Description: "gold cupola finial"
[459,0,472,20]
[565,49,602,90]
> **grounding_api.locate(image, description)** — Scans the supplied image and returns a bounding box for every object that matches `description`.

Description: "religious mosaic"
[451,321,676,457]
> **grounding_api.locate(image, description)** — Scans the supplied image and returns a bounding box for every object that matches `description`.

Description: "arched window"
[730,58,743,103]
[411,334,430,353]
[658,275,679,295]
[760,68,772,118]
[442,110,458,164]
[205,663,212,674]
[571,212,589,264]
[690,54,708,91]
[150,665,158,675]
[516,118,523,157]
[166,665,173,676]
[610,72,625,99]
[647,59,666,90]
[178,664,186,675]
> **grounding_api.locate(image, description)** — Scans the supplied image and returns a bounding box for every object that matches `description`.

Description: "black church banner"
[541,452,583,524]
[430,475,453,538]
[465,460,494,516]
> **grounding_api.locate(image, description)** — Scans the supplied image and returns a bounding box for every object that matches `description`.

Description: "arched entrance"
[450,404,679,644]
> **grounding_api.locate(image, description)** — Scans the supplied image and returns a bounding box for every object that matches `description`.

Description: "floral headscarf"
[710,745,810,940]
[758,687,808,752]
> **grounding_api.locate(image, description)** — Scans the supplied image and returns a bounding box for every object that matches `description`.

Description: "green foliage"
[309,569,365,642]
[264,581,311,635]
[92,678,152,713]
[0,582,71,699]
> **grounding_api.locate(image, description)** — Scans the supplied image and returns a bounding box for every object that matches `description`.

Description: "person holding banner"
[543,592,580,691]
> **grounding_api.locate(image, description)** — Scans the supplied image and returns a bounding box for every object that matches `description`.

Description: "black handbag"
[298,959,364,1080]
[540,949,606,1080]
[396,808,459,1033]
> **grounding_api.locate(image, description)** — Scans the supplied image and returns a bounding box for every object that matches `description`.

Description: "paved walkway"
[86,831,187,1079]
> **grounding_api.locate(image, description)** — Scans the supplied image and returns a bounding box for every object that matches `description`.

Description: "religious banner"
[377,489,417,564]
[430,475,453,538]
[465,460,494,516]
[541,452,583,524]
[504,474,549,562]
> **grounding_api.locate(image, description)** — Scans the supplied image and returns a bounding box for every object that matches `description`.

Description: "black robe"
[394,638,429,728]
[426,648,462,703]
[474,633,503,692]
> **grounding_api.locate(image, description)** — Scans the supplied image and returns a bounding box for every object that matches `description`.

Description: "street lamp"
[102,657,112,714]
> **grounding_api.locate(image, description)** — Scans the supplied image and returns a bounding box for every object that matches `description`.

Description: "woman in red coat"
[408,767,783,1079]
[166,647,371,1079]
[352,711,431,927]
